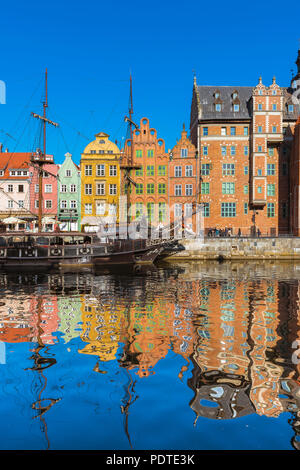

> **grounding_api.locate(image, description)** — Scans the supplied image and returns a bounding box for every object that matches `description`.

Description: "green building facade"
[58,152,81,231]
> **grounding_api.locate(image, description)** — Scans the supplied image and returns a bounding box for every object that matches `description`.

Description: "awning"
[81,216,101,225]
[42,217,56,224]
[2,216,26,224]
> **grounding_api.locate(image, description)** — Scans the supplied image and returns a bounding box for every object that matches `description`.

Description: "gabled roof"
[0,152,32,179]
[196,85,253,120]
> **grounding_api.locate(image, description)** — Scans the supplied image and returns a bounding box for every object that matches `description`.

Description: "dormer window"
[288,104,294,113]
[215,103,221,112]
[99,139,105,144]
[233,92,238,99]
[233,104,239,112]
[272,90,276,95]
[258,90,263,95]
[215,92,220,99]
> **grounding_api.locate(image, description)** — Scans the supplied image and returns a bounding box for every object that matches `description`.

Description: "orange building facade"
[123,117,169,224]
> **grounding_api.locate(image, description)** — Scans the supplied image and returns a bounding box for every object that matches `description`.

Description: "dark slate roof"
[196,85,253,120]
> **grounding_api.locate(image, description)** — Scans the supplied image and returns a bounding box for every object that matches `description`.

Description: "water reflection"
[1,262,300,449]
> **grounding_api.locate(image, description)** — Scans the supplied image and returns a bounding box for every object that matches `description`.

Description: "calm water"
[1,261,300,451]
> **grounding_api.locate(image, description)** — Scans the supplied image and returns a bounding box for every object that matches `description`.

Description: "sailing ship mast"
[121,74,140,224]
[31,69,59,232]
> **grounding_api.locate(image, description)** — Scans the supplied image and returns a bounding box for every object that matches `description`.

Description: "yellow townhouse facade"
[80,132,121,231]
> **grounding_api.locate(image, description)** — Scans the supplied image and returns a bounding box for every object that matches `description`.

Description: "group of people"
[207,227,262,237]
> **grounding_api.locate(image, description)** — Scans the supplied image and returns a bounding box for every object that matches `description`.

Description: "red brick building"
[123,117,169,224]
[190,48,300,236]
[169,125,198,230]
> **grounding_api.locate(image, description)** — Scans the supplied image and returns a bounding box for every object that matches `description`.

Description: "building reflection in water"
[2,263,300,448]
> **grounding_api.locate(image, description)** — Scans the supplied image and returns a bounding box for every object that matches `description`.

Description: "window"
[258,90,263,95]
[221,146,227,156]
[135,166,143,176]
[221,127,227,136]
[96,202,105,215]
[267,202,275,217]
[288,104,294,113]
[146,165,154,176]
[184,203,193,217]
[70,184,76,193]
[96,164,105,176]
[222,164,235,176]
[60,200,67,209]
[135,202,143,218]
[244,127,248,136]
[258,103,263,110]
[230,146,236,156]
[159,202,166,222]
[233,104,239,112]
[268,148,274,156]
[158,165,166,176]
[230,127,236,136]
[282,202,288,218]
[185,165,193,177]
[244,202,248,214]
[203,127,208,136]
[85,203,92,215]
[258,126,262,133]
[215,103,221,112]
[7,184,13,193]
[45,200,52,209]
[65,169,72,177]
[221,202,236,217]
[181,148,188,158]
[244,146,249,156]
[203,146,208,156]
[272,89,277,95]
[203,202,210,217]
[61,184,66,193]
[17,184,24,193]
[147,202,154,221]
[109,184,117,195]
[258,145,263,152]
[175,166,182,177]
[174,203,182,217]
[136,183,143,194]
[244,166,248,175]
[267,184,275,196]
[7,200,13,209]
[34,200,39,209]
[272,104,277,111]
[257,169,262,176]
[201,182,210,194]
[85,184,92,195]
[267,164,275,175]
[244,185,248,194]
[85,165,92,176]
[158,183,166,194]
[136,150,142,158]
[96,183,105,195]
[18,200,24,208]
[222,182,235,194]
[257,186,262,194]
[70,200,77,209]
[185,184,193,196]
[201,163,210,176]
[147,149,154,158]
[45,184,52,193]
[272,126,277,133]
[109,165,117,176]
[282,163,288,176]
[175,184,182,196]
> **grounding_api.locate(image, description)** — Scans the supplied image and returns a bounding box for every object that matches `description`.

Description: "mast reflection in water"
[1,262,300,450]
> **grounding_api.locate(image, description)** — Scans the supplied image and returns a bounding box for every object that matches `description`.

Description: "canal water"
[0,261,300,451]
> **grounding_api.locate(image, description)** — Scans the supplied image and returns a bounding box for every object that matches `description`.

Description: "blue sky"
[0,0,299,164]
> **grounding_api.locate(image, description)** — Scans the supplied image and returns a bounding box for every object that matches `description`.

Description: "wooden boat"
[0,231,178,271]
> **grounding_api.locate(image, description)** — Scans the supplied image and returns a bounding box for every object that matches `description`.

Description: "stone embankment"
[165,237,300,261]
